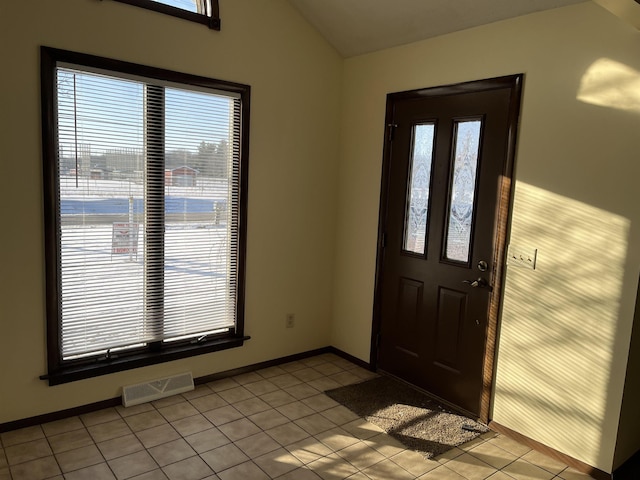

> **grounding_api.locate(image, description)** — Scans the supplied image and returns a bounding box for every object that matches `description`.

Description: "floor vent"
[122,372,194,407]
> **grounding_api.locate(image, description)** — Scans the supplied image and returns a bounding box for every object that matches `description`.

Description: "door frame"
[370,74,524,423]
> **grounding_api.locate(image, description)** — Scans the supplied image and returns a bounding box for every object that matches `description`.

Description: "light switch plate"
[507,245,537,269]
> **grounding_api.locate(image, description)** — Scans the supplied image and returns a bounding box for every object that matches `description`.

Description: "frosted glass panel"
[446,120,481,262]
[403,124,435,255]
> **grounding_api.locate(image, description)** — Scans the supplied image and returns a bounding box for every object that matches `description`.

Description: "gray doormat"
[325,375,489,459]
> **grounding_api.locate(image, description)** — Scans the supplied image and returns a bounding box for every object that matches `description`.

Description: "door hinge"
[381,232,387,248]
[387,123,397,142]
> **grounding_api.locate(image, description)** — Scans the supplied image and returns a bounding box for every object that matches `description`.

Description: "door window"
[444,119,482,263]
[403,123,435,255]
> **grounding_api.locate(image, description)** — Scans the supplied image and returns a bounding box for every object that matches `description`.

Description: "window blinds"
[56,66,241,360]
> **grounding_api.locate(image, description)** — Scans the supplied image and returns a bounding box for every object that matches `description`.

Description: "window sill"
[41,335,250,386]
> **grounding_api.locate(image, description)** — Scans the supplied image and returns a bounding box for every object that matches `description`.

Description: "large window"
[110,0,221,30]
[41,47,250,385]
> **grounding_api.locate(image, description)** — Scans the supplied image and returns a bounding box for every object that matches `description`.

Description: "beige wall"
[593,0,640,29]
[2,0,639,473]
[332,2,640,473]
[0,0,342,424]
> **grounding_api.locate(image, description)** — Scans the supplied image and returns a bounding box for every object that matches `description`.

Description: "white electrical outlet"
[507,245,537,269]
[285,314,295,328]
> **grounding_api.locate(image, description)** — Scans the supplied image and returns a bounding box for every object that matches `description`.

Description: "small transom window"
[110,0,221,30]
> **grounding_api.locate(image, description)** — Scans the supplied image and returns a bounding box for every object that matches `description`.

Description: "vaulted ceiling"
[287,0,588,57]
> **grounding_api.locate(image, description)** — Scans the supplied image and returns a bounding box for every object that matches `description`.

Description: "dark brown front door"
[375,76,522,418]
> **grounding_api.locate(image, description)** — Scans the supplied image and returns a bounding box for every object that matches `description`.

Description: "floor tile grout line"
[41,427,64,480]
[462,440,567,480]
[464,436,523,473]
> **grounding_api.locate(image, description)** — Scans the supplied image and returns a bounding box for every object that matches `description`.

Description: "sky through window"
[152,0,199,13]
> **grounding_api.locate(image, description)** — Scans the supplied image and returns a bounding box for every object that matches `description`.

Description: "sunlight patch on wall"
[578,58,640,113]
[493,181,629,469]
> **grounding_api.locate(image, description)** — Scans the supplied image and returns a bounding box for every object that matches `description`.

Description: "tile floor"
[0,353,597,480]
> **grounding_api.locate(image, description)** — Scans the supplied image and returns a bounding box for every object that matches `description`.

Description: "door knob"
[462,277,491,290]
